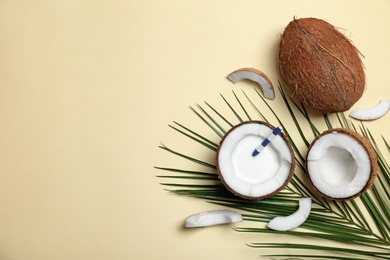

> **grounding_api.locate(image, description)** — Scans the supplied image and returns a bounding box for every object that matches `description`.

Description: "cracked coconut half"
[216,121,295,200]
[306,128,378,200]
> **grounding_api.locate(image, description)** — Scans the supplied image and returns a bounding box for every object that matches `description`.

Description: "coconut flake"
[349,99,390,120]
[267,198,311,231]
[227,68,275,99]
[184,210,243,228]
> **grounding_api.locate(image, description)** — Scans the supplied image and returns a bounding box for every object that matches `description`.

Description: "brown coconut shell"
[306,128,378,201]
[216,121,296,200]
[279,17,365,114]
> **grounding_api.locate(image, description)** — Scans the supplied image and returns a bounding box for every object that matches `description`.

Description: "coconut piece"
[349,99,390,120]
[184,210,243,228]
[267,198,311,231]
[278,17,365,113]
[227,68,275,99]
[306,128,378,200]
[216,121,295,200]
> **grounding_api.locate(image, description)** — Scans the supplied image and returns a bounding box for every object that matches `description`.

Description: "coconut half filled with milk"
[216,121,295,200]
[306,128,378,200]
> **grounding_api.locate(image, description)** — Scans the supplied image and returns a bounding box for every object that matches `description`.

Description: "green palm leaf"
[156,84,390,259]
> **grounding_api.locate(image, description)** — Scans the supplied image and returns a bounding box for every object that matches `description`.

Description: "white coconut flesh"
[267,198,312,231]
[184,210,243,228]
[227,68,275,99]
[217,122,293,199]
[307,132,371,199]
[349,98,390,120]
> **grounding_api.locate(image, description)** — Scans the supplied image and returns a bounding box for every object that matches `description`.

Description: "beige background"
[0,1,389,259]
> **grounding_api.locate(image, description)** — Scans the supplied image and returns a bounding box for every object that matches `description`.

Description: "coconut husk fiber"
[279,17,365,114]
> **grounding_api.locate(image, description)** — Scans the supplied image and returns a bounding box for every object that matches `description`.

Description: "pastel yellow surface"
[0,1,389,259]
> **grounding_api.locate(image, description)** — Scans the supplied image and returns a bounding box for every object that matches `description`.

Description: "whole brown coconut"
[279,17,365,113]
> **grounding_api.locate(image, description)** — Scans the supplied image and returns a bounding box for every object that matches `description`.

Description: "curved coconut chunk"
[267,198,312,231]
[227,68,275,99]
[217,122,294,199]
[185,210,243,228]
[349,99,390,120]
[307,132,371,199]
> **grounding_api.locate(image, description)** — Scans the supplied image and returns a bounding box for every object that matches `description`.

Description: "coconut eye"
[306,128,378,200]
[216,121,295,200]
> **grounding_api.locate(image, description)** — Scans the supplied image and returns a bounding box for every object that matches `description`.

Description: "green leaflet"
[156,85,390,259]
